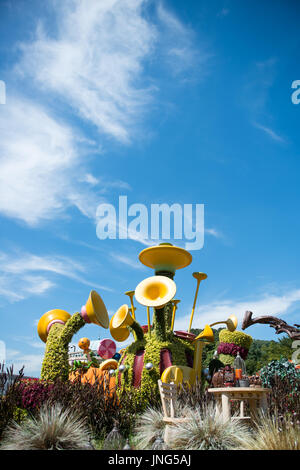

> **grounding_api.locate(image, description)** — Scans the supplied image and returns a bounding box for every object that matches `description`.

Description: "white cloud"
[0,1,203,229]
[5,349,43,377]
[12,336,46,350]
[110,252,146,270]
[80,173,100,186]
[18,0,157,143]
[174,288,300,331]
[205,227,223,238]
[242,58,285,145]
[156,2,210,77]
[253,122,285,143]
[0,250,112,303]
[0,97,98,225]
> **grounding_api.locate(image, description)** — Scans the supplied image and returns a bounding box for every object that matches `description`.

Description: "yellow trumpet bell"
[135,275,176,308]
[37,309,71,343]
[109,305,133,342]
[85,290,109,328]
[210,314,238,332]
[111,304,134,329]
[226,314,238,332]
[109,316,130,342]
[161,366,183,385]
[193,272,207,282]
[99,358,118,371]
[193,324,214,343]
[139,243,192,274]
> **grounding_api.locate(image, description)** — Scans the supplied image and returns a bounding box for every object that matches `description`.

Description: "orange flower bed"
[69,367,117,398]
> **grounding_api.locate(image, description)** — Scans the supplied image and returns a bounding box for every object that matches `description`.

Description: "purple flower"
[217,342,249,360]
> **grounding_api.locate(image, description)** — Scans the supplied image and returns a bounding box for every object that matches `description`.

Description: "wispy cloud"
[205,227,223,238]
[18,0,157,143]
[5,348,43,376]
[0,97,98,225]
[241,58,285,144]
[174,288,300,331]
[110,252,146,270]
[0,250,111,303]
[156,2,211,78]
[0,1,204,229]
[253,122,285,143]
[12,335,46,350]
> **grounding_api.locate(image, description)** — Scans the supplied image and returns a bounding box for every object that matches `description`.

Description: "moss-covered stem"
[41,313,86,382]
[60,312,85,343]
[153,307,167,341]
[129,320,144,341]
[164,301,173,331]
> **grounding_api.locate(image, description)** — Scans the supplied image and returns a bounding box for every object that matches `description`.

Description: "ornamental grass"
[167,403,251,450]
[1,366,161,443]
[238,411,300,450]
[0,403,92,450]
[133,406,166,449]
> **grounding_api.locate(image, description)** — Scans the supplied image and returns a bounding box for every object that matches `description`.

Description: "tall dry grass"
[238,411,300,450]
[0,403,92,450]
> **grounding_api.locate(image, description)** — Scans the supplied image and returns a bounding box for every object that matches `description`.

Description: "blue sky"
[0,0,300,376]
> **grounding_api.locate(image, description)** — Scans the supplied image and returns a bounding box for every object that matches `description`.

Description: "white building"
[68,340,103,365]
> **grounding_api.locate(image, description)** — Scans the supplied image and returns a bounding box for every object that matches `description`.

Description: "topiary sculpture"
[260,357,300,388]
[217,329,253,366]
[38,291,109,382]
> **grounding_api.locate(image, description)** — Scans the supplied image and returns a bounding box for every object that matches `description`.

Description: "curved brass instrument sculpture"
[109,315,130,342]
[38,241,242,393]
[161,324,214,386]
[38,309,71,343]
[125,290,136,320]
[139,243,192,275]
[109,304,144,342]
[188,272,207,333]
[170,299,180,332]
[83,290,110,328]
[38,290,109,382]
[147,306,151,337]
[210,314,238,332]
[135,275,176,309]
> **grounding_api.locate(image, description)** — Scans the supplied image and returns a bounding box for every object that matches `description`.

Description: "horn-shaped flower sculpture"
[38,290,109,381]
[37,243,250,400]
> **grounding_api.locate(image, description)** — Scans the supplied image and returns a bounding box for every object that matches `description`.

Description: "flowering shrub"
[219,329,253,350]
[217,342,249,360]
[260,358,299,388]
[17,380,53,411]
[10,376,160,439]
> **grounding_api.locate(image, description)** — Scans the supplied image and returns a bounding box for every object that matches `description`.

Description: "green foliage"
[71,351,99,373]
[41,313,85,382]
[260,358,299,388]
[243,338,293,375]
[0,365,25,439]
[118,331,194,407]
[191,328,293,375]
[152,306,167,341]
[13,407,28,423]
[0,403,92,450]
[218,353,234,366]
[219,329,253,350]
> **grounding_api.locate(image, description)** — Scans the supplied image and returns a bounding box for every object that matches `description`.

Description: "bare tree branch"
[242,311,300,340]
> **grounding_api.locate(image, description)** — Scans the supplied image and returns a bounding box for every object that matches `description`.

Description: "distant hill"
[190,328,292,375]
